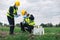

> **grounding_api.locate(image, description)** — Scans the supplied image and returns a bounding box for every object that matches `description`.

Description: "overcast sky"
[0,0,60,25]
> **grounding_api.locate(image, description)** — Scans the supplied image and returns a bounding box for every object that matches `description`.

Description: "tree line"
[40,23,60,27]
[0,22,60,27]
[0,22,20,27]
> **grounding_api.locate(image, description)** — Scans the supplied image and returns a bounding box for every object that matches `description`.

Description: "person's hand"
[14,14,20,18]
[23,15,27,18]
[17,14,20,16]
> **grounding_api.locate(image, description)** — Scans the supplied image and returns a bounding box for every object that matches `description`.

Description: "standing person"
[7,1,20,35]
[20,9,35,33]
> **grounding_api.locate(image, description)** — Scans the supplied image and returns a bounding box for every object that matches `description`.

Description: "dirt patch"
[0,31,8,38]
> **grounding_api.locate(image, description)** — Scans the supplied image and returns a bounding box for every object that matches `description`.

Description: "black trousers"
[20,22,34,33]
[7,16,15,34]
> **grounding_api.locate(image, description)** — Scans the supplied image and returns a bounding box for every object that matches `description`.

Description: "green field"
[0,27,60,40]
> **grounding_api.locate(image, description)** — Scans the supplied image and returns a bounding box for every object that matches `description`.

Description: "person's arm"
[15,7,18,15]
[14,6,18,15]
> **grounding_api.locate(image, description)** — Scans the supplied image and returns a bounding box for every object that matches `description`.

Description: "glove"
[23,15,27,18]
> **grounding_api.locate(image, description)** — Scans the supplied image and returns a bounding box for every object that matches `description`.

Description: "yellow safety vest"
[25,17,35,26]
[7,7,18,18]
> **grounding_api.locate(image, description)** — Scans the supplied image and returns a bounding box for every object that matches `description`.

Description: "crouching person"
[20,9,35,33]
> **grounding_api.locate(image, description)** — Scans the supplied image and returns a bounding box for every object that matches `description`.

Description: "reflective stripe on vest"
[7,12,13,18]
[29,21,35,26]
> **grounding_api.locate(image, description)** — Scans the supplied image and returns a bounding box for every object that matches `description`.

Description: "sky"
[0,0,60,25]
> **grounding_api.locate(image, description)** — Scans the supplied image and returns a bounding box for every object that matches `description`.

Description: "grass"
[45,27,60,34]
[0,27,60,40]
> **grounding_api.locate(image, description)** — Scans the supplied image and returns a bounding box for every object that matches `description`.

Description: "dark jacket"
[8,6,18,17]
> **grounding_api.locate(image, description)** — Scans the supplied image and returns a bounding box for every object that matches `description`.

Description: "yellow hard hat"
[21,9,26,16]
[15,1,20,6]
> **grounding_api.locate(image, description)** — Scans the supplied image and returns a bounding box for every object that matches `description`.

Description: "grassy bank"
[0,27,60,40]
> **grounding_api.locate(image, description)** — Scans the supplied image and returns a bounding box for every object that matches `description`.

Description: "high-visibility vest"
[25,17,35,26]
[7,6,18,18]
